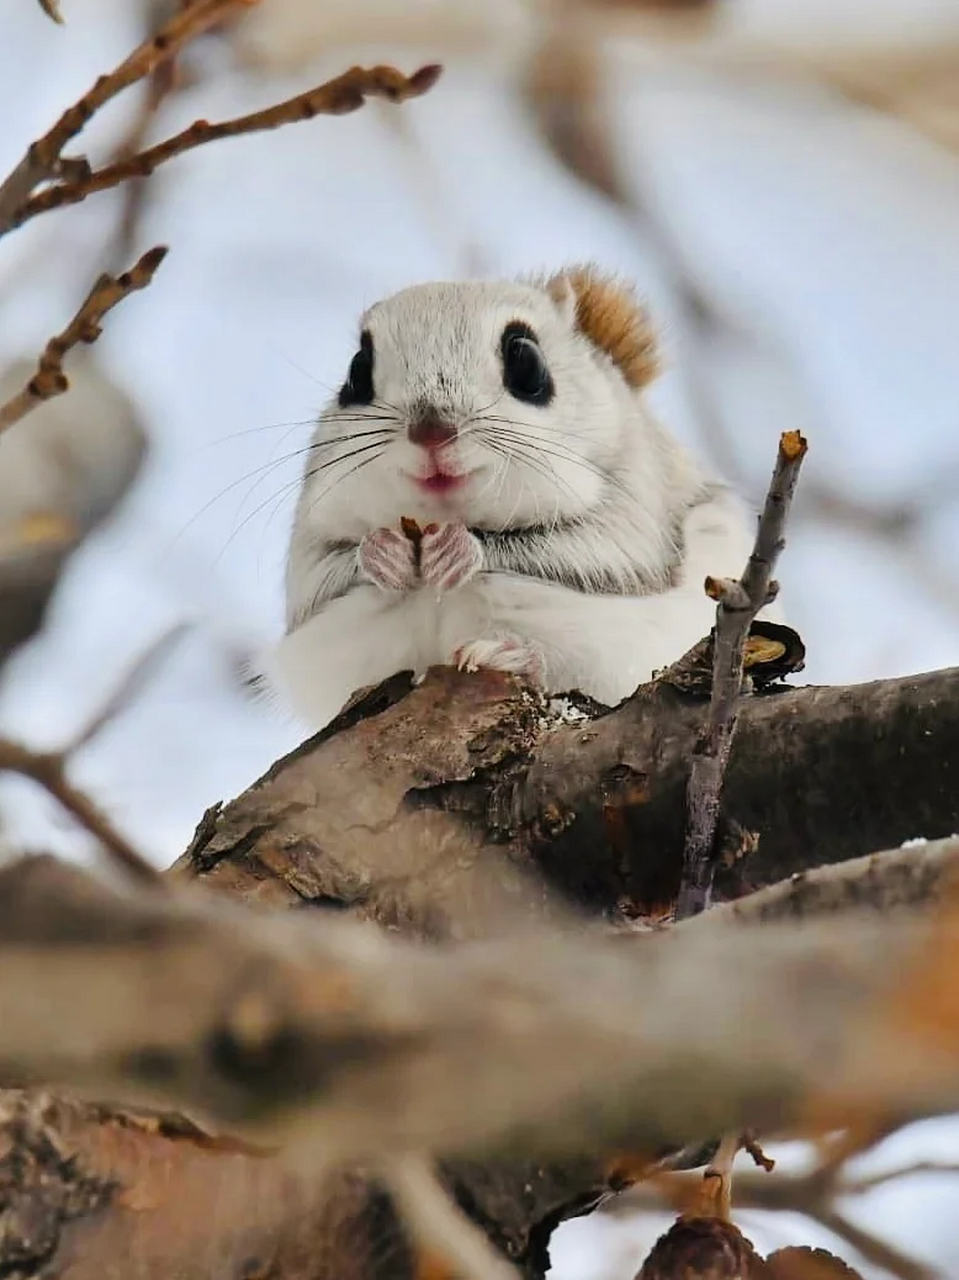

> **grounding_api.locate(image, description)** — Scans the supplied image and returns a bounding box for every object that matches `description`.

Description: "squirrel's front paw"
[358,527,418,592]
[454,633,546,685]
[420,522,483,591]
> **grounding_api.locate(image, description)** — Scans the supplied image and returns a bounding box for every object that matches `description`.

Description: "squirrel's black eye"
[338,330,374,407]
[500,322,554,406]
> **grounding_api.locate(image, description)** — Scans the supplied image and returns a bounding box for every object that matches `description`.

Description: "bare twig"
[63,623,190,755]
[844,1160,959,1196]
[0,246,167,437]
[611,1151,941,1280]
[676,430,808,918]
[698,1130,742,1219]
[9,64,443,231]
[813,1208,934,1280]
[105,16,189,269]
[383,1153,521,1280]
[0,626,186,883]
[0,740,159,883]
[37,0,65,23]
[0,0,248,231]
[684,839,959,929]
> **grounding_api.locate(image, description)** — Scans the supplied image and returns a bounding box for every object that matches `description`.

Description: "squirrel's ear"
[544,264,659,389]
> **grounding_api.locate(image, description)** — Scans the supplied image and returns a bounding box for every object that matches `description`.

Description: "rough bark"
[167,661,959,1276]
[0,855,957,1279]
[2,661,956,1279]
[176,663,959,924]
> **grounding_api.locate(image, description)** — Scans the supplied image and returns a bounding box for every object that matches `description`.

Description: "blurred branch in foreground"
[0,852,955,1276]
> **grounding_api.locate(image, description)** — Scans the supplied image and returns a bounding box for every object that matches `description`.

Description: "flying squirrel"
[269,265,757,729]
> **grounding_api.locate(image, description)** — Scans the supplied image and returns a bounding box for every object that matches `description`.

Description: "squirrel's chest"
[381,575,504,663]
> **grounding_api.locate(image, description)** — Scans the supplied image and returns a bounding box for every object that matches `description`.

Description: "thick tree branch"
[0,856,957,1166]
[165,657,959,1273]
[0,247,167,436]
[9,64,443,230]
[177,663,959,928]
[678,429,807,917]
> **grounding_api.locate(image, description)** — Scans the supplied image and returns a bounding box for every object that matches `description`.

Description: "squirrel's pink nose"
[408,409,457,448]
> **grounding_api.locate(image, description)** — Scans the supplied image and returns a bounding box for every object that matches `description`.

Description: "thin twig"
[64,624,191,755]
[676,430,808,918]
[698,1130,742,1219]
[105,19,189,270]
[0,246,167,437]
[9,64,443,231]
[0,626,186,884]
[608,1149,940,1278]
[37,0,65,24]
[0,0,248,231]
[842,1160,959,1197]
[0,738,160,883]
[813,1207,935,1280]
[383,1153,522,1280]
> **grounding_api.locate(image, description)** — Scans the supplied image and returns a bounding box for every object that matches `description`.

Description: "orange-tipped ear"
[545,264,659,389]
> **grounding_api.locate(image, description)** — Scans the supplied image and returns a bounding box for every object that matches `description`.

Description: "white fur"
[269,275,759,729]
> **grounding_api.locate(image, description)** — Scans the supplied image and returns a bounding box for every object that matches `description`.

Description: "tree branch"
[677,429,808,918]
[686,837,959,928]
[177,662,959,930]
[0,0,248,231]
[0,740,160,883]
[37,0,64,24]
[384,1153,522,1280]
[0,856,957,1164]
[0,247,167,436]
[9,63,443,230]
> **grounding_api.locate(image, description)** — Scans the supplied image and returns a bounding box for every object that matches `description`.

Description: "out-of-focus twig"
[0,627,188,883]
[676,430,808,918]
[10,63,443,231]
[105,7,191,269]
[0,247,167,438]
[0,738,159,883]
[37,0,65,24]
[63,623,190,754]
[383,1153,521,1280]
[0,0,252,232]
[611,1145,944,1280]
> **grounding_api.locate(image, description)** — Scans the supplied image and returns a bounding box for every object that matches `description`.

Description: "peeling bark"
[160,661,959,1277]
[177,664,959,922]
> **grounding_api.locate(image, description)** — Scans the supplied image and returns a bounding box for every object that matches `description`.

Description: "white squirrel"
[270,265,756,729]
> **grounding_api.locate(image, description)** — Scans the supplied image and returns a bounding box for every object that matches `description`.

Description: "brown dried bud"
[765,1247,864,1280]
[636,1216,767,1279]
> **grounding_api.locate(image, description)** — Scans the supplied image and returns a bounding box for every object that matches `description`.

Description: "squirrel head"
[295,265,671,540]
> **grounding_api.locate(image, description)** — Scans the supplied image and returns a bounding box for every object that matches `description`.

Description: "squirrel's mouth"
[406,460,478,495]
[418,471,467,494]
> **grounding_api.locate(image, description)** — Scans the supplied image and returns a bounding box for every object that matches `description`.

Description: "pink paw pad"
[420,522,483,591]
[453,634,546,685]
[358,527,417,591]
